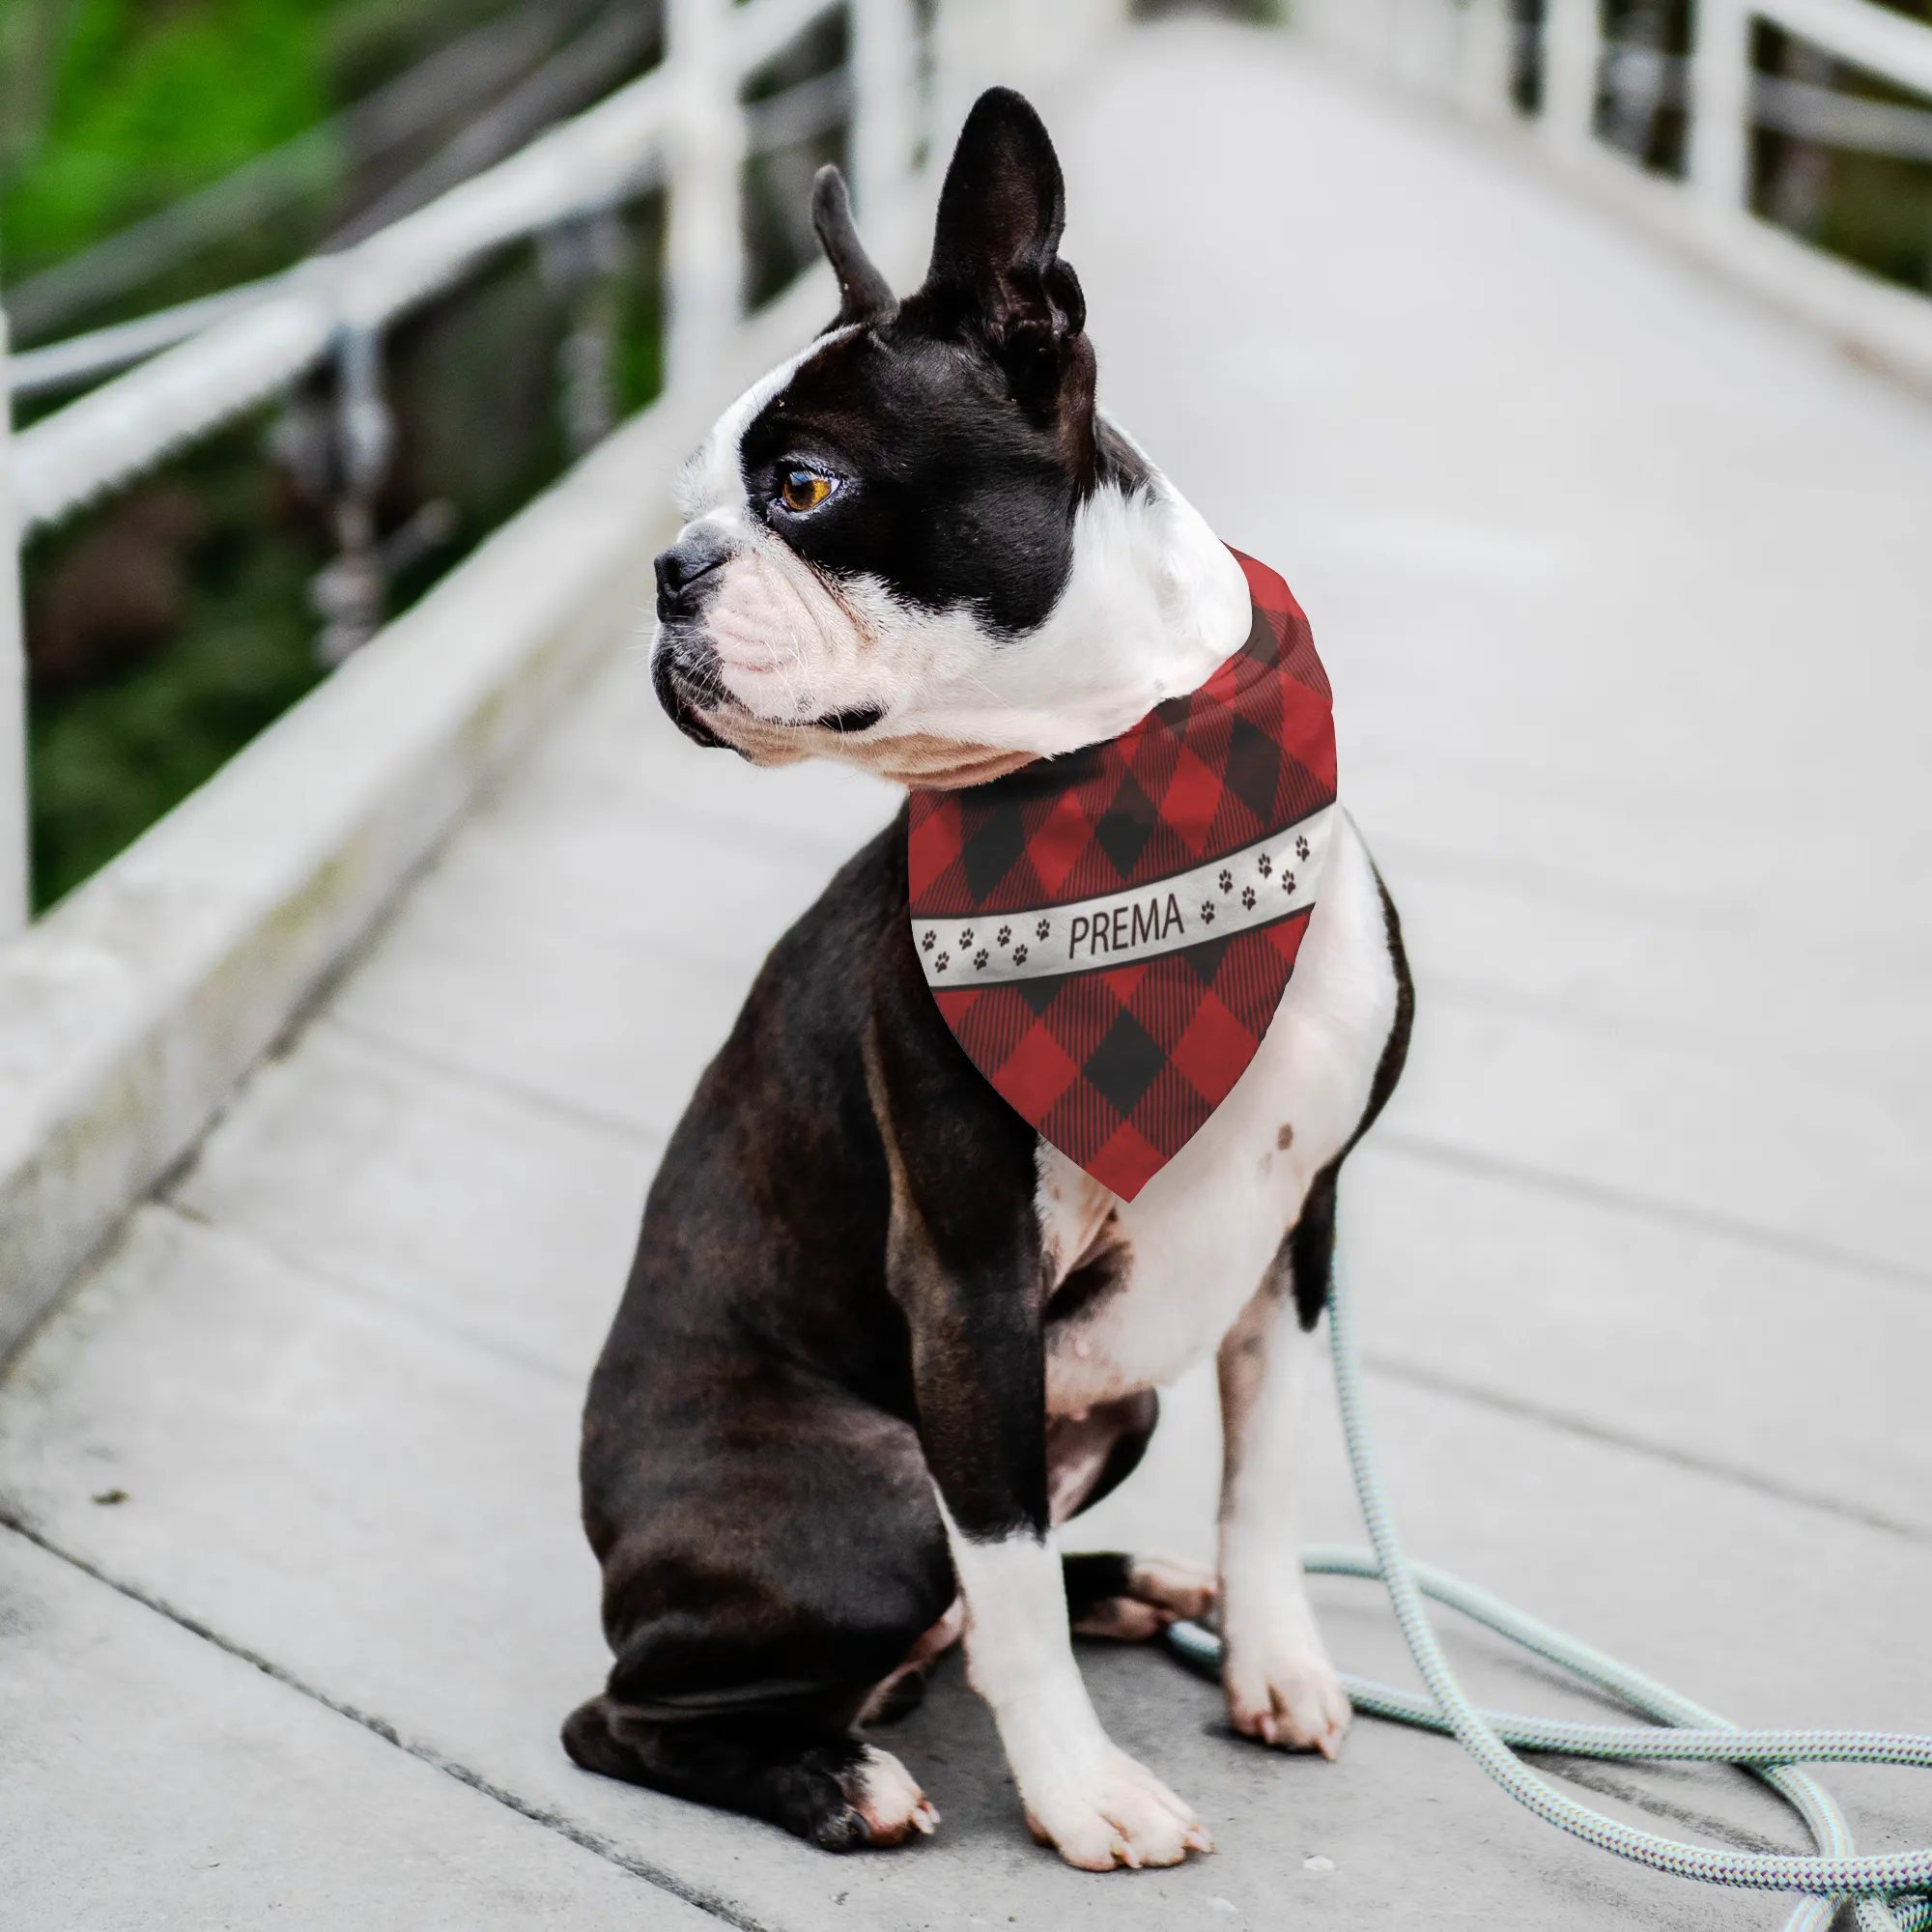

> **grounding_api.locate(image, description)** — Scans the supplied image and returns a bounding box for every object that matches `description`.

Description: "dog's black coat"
[569,815,1173,1844]
[567,810,1410,1846]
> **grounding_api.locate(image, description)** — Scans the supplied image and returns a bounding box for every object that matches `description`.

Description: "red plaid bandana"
[907,550,1337,1200]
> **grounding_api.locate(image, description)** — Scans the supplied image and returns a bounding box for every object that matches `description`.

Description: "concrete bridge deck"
[4,16,1930,1928]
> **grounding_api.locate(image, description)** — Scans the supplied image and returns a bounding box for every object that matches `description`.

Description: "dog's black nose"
[655,532,730,621]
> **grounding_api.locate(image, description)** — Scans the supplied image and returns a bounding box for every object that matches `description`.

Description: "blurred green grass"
[18,204,666,909]
[0,0,522,287]
[23,416,329,904]
[3,0,329,280]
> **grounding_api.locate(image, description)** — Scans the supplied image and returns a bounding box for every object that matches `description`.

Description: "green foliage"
[21,207,664,910]
[1,0,335,279]
[0,0,518,285]
[24,417,328,908]
[6,0,666,911]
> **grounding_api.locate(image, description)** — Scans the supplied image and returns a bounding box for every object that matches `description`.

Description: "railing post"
[1394,0,1459,100]
[542,205,629,455]
[851,0,918,221]
[0,314,30,933]
[665,0,740,396]
[1689,0,1753,214]
[1455,0,1519,121]
[1541,0,1603,152]
[310,326,397,668]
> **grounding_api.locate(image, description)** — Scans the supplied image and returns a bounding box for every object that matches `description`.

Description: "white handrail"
[1291,0,1932,405]
[8,0,893,533]
[1758,0,1932,99]
[12,63,676,534]
[1293,0,1932,204]
[9,278,297,403]
[14,296,341,536]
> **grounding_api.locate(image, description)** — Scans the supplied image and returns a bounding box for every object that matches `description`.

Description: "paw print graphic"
[958,927,974,949]
[935,952,951,973]
[1241,886,1256,909]
[996,925,1011,948]
[1257,852,1272,878]
[1012,944,1029,965]
[1217,867,1234,894]
[1200,901,1216,925]
[1037,918,1051,941]
[974,950,989,970]
[921,929,936,952]
[1281,869,1296,894]
[1295,835,1311,862]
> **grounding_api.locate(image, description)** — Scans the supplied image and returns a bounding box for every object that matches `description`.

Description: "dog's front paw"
[1021,1746,1213,1871]
[1223,1635,1351,1759]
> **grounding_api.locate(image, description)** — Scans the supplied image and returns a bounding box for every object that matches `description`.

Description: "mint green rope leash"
[1163,1240,1932,1931]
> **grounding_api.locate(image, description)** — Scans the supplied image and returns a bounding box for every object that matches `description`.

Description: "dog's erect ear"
[811,165,895,327]
[923,88,1087,398]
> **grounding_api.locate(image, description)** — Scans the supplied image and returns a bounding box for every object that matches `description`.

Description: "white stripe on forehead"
[674,325,861,519]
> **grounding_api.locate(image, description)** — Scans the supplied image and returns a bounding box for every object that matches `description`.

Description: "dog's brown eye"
[779,469,835,513]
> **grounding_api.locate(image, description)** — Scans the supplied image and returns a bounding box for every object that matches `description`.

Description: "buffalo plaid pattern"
[908,550,1338,1200]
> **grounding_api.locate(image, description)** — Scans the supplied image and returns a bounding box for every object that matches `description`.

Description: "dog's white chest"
[1037,812,1398,1414]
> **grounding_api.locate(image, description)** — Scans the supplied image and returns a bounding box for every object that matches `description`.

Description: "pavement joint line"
[320,1010,671,1151]
[0,1517,1807,1924]
[147,1199,588,1389]
[0,1508,770,1932]
[1376,1130,1932,1296]
[1361,1350,1929,1548]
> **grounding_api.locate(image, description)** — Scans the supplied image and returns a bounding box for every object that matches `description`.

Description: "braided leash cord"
[1164,1241,1932,1932]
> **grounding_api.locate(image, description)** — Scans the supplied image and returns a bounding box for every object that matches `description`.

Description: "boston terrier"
[564,87,1412,1871]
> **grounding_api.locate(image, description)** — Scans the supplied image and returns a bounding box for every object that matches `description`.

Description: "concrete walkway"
[4,18,1930,1928]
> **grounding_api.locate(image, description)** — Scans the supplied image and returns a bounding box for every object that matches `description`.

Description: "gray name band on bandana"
[911,804,1335,989]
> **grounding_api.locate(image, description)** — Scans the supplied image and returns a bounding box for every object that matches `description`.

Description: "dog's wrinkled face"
[652,88,1248,788]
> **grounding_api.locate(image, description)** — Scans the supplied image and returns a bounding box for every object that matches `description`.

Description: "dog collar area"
[905,549,1338,1202]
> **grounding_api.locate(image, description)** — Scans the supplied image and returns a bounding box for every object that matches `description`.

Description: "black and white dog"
[565,88,1412,1870]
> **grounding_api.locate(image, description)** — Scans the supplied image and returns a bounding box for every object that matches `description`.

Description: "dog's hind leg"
[1215,1205,1351,1759]
[562,1696,937,1850]
[1045,1389,1216,1639]
[1063,1550,1216,1640]
[572,1379,955,1850]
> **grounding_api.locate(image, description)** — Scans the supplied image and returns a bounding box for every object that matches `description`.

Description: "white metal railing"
[1295,0,1932,226]
[2,0,605,349]
[7,0,836,537]
[5,0,1119,938]
[30,0,1918,946]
